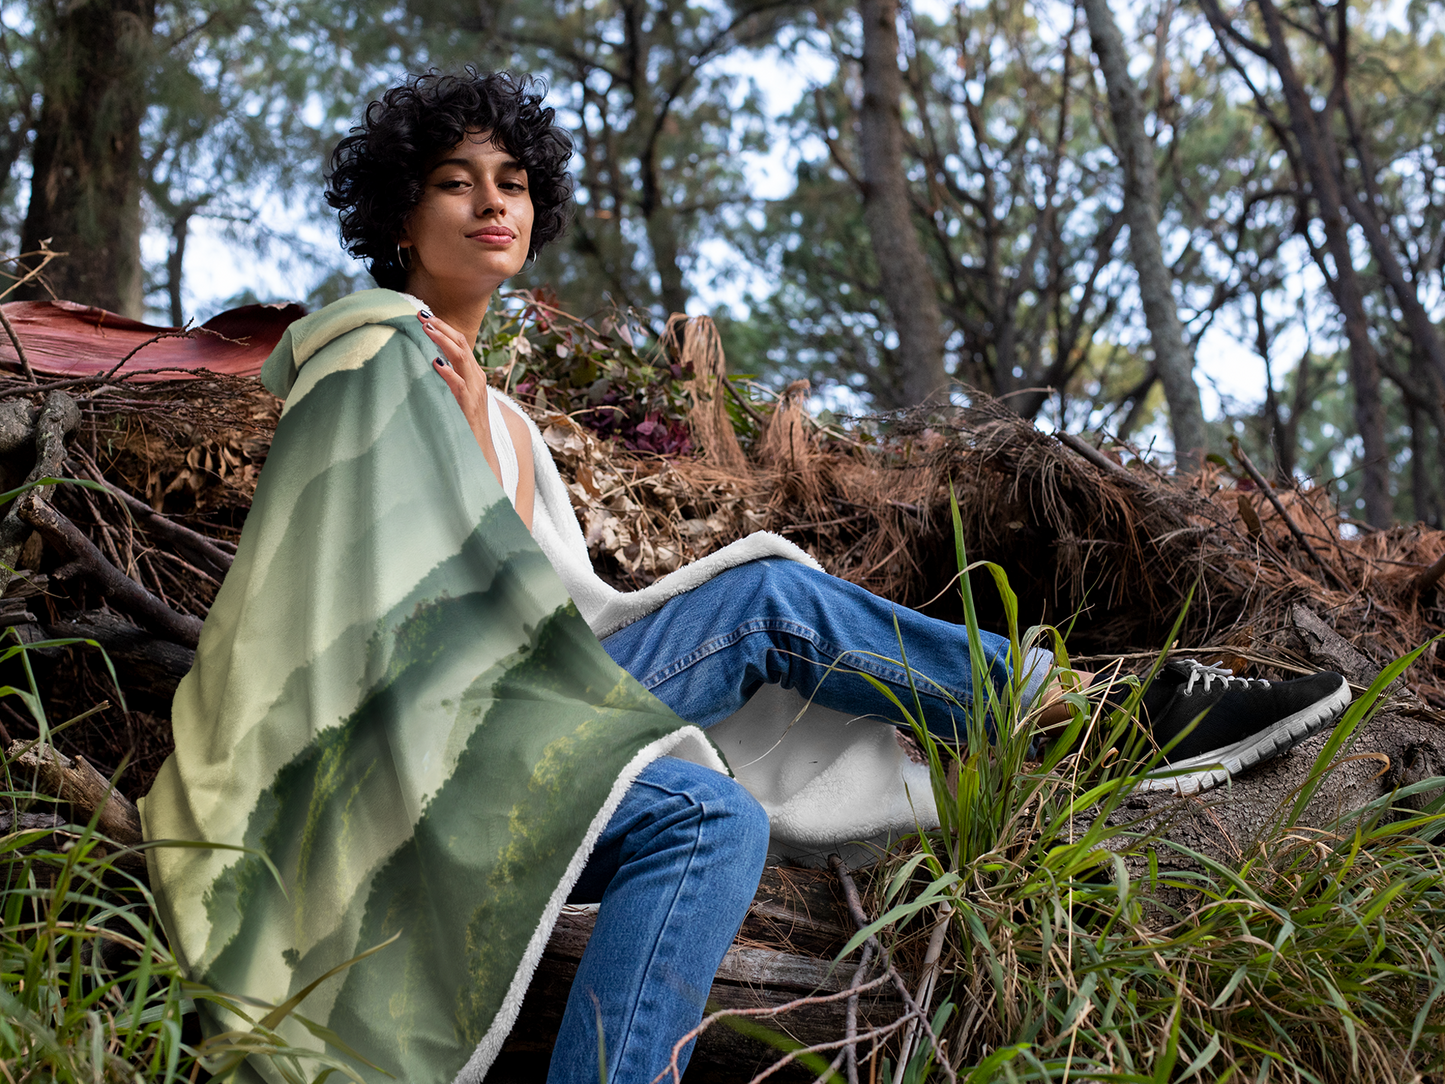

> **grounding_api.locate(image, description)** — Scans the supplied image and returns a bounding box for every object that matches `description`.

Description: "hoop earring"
[396,243,413,272]
[522,251,538,272]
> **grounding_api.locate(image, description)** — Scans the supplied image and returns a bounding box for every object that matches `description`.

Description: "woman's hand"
[420,310,505,484]
[419,309,535,530]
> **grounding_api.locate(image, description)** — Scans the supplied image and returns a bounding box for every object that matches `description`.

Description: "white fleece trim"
[453,725,725,1084]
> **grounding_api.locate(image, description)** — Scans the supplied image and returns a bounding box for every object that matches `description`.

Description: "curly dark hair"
[325,69,574,290]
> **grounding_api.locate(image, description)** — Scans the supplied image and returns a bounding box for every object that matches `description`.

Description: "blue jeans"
[550,560,1047,1081]
[601,557,1051,739]
[547,756,769,1084]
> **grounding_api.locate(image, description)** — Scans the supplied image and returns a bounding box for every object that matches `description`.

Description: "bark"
[1407,402,1441,527]
[856,0,950,407]
[17,0,155,317]
[0,393,77,598]
[1080,0,1208,470]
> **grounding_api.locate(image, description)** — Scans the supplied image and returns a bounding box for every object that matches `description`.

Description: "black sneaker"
[1132,659,1352,795]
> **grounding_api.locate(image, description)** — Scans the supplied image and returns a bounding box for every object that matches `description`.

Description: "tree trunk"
[1324,6,1445,415]
[18,0,154,317]
[1080,0,1208,470]
[642,192,690,320]
[621,0,691,321]
[856,0,950,407]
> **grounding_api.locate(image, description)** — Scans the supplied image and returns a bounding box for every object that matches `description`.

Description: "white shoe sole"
[1136,677,1354,797]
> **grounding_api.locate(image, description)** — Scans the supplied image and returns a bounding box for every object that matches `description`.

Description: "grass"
[5,504,1445,1082]
[852,494,1445,1083]
[0,637,376,1084]
[1,630,197,1083]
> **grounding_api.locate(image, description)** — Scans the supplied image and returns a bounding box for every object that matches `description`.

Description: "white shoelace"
[1177,659,1267,696]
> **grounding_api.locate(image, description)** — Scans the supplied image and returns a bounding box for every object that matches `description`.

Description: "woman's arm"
[419,311,534,530]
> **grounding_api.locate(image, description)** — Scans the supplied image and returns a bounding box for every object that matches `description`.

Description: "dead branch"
[43,610,194,691]
[5,739,142,847]
[0,242,64,303]
[653,972,900,1084]
[16,490,204,648]
[0,306,35,382]
[829,854,957,1084]
[1412,550,1445,596]
[1054,430,1148,489]
[1230,437,1351,592]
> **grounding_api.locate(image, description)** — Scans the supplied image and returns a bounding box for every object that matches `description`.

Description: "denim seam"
[634,617,979,705]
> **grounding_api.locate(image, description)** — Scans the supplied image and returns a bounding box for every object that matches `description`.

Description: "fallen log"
[4,739,143,847]
[492,865,903,1083]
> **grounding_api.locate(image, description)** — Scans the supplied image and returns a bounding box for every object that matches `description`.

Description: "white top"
[487,384,521,505]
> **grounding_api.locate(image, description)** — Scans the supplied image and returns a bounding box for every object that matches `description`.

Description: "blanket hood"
[260,289,416,397]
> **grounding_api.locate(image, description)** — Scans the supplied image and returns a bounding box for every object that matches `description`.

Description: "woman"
[142,69,1349,1084]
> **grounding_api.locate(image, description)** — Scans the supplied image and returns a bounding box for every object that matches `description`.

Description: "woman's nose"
[476,181,506,215]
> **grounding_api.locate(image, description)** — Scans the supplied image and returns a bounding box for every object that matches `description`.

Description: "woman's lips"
[468,227,515,244]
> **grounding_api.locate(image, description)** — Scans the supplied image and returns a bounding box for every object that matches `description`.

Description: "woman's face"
[400,130,534,304]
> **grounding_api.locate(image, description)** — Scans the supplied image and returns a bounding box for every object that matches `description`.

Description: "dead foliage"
[4,307,1445,1084]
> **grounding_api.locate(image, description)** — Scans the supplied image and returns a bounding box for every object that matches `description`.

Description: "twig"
[148,545,221,587]
[1055,430,1148,489]
[100,326,194,381]
[844,939,876,1084]
[748,1017,916,1084]
[652,972,898,1084]
[0,306,35,382]
[894,905,952,1084]
[0,243,65,303]
[69,452,233,574]
[1229,437,1351,593]
[830,856,957,1084]
[724,376,768,427]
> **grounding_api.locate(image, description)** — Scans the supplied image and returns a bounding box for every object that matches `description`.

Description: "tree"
[731,1,1132,416]
[17,0,156,316]
[1196,0,1403,525]
[1081,0,1208,469]
[855,0,947,405]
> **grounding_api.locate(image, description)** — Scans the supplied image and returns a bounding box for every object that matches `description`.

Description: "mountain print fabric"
[139,290,722,1084]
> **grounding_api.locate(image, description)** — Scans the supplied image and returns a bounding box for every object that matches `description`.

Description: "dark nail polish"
[434,356,451,369]
[417,308,434,320]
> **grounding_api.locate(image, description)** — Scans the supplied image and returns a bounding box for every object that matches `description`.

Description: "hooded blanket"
[139,290,722,1084]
